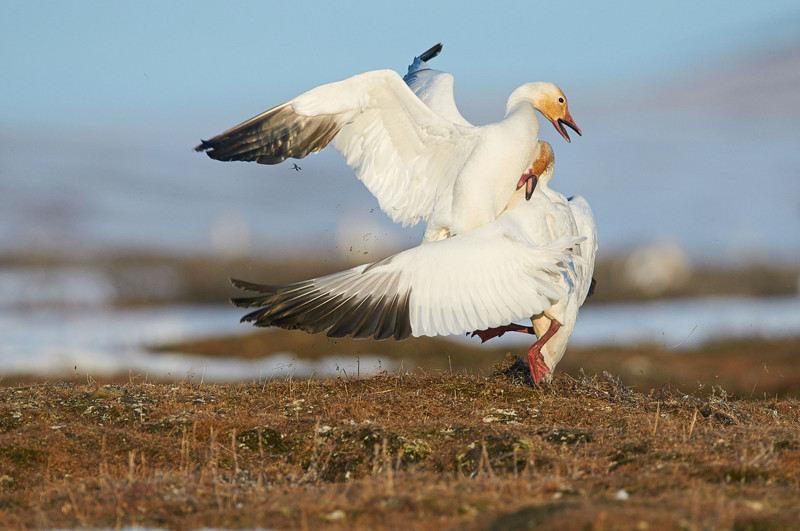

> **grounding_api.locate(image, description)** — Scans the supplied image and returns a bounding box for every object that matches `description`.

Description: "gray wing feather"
[194,102,341,164]
[230,267,413,341]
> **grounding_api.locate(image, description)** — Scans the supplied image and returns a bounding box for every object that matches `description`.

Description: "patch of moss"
[609,440,650,460]
[455,435,531,475]
[317,449,364,482]
[143,416,188,434]
[0,445,45,468]
[487,502,577,530]
[397,437,431,463]
[236,426,288,454]
[699,467,773,484]
[515,437,534,451]
[773,439,798,451]
[0,413,23,433]
[537,427,593,445]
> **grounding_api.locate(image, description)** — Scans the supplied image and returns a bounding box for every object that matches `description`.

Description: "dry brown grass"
[2,364,799,530]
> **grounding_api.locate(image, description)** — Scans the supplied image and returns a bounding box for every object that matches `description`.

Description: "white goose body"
[436,102,540,239]
[231,141,596,386]
[493,143,597,379]
[195,44,580,243]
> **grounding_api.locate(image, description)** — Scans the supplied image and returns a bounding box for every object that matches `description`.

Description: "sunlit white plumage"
[490,141,598,381]
[231,141,596,383]
[403,44,473,127]
[230,207,581,342]
[195,43,581,243]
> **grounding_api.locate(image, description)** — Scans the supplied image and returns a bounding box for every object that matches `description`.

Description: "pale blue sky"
[2,0,799,137]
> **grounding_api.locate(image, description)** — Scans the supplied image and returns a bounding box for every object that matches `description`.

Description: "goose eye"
[558,97,564,104]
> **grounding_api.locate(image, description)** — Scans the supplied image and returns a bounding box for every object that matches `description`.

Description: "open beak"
[551,109,582,143]
[525,175,538,200]
[516,173,539,200]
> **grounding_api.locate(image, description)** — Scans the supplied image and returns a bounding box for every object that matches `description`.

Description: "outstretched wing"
[231,223,579,340]
[403,43,473,127]
[195,69,479,227]
[567,195,598,305]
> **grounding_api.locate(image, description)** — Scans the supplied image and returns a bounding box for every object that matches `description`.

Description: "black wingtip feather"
[193,103,341,166]
[230,277,282,293]
[194,140,214,152]
[418,43,443,62]
[230,271,413,341]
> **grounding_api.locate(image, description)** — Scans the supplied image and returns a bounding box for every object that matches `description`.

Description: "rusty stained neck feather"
[516,141,554,193]
[530,142,554,177]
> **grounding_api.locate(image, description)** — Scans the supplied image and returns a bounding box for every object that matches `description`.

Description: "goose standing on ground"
[230,141,597,385]
[471,141,597,382]
[195,43,581,242]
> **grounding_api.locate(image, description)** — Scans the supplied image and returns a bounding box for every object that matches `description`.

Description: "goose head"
[507,82,582,143]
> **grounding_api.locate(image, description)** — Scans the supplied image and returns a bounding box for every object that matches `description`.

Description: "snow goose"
[404,43,581,143]
[472,141,597,383]
[195,44,581,242]
[230,141,596,385]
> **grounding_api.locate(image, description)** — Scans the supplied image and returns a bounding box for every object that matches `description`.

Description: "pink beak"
[552,108,582,143]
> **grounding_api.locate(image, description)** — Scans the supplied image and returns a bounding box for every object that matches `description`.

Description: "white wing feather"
[315,71,478,226]
[233,216,580,340]
[403,57,473,126]
[397,231,576,336]
[567,195,598,305]
[199,69,480,228]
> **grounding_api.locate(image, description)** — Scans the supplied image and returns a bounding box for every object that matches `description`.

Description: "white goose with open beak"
[195,43,581,243]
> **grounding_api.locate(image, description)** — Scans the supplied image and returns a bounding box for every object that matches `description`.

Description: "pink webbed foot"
[470,323,534,343]
[526,345,551,385]
[524,318,562,385]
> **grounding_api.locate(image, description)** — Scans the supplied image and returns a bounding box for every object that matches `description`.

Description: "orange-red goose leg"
[526,318,561,384]
[470,323,534,343]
